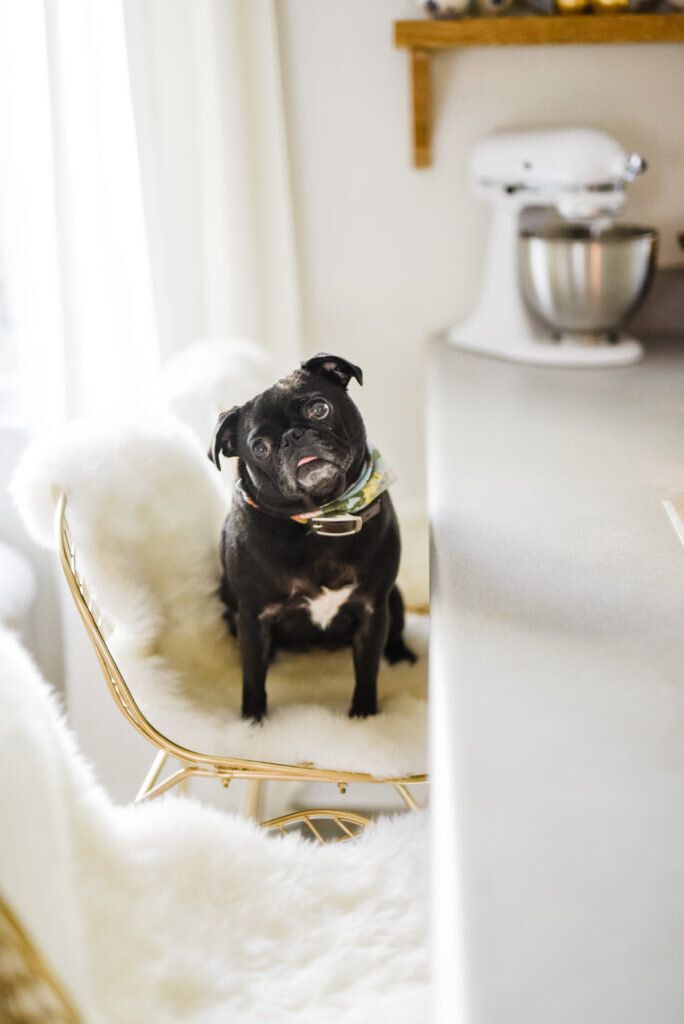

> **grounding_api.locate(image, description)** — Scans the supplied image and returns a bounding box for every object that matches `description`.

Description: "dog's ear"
[208,406,240,470]
[301,353,363,390]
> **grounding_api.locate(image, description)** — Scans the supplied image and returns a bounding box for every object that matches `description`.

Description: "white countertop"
[428,337,684,1024]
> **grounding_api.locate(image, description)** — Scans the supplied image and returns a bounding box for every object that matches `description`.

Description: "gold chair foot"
[261,809,372,844]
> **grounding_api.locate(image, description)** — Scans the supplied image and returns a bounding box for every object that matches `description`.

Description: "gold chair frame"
[55,493,427,830]
[0,891,82,1024]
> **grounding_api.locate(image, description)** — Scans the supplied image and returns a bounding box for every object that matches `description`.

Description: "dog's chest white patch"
[305,585,356,630]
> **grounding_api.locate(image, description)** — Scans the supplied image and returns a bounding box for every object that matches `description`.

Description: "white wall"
[277,0,684,516]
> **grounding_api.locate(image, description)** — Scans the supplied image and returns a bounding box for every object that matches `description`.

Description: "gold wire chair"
[55,494,427,835]
[0,891,82,1024]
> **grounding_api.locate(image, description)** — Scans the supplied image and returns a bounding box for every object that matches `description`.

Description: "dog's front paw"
[241,700,267,723]
[349,701,377,719]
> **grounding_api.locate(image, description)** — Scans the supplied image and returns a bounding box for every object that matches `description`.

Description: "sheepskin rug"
[0,629,430,1023]
[159,337,279,461]
[11,414,428,777]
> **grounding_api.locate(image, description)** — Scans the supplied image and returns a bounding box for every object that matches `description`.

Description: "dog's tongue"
[297,455,318,467]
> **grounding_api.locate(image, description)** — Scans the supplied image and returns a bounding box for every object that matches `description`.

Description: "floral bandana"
[291,445,396,524]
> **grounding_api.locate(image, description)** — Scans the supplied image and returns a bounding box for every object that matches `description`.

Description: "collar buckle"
[309,513,363,537]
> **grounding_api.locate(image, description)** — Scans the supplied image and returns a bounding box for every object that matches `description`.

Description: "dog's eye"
[306,398,330,421]
[251,437,270,459]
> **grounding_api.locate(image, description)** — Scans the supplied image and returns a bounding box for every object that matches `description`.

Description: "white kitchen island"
[428,336,684,1024]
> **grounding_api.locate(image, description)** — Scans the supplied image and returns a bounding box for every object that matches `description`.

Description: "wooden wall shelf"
[394,14,684,167]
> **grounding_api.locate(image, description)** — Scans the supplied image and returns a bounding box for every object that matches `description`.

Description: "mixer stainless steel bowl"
[519,223,658,342]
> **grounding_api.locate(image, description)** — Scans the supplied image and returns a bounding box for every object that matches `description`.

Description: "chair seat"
[114,610,428,778]
[11,415,428,781]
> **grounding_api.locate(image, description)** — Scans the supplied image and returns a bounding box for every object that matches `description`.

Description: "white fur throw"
[160,338,277,465]
[11,415,428,777]
[0,629,429,1023]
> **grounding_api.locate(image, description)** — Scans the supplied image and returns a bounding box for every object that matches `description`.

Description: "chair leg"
[393,783,420,811]
[241,779,266,821]
[135,750,169,803]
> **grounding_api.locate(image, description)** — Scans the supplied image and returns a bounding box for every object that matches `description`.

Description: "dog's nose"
[281,426,305,449]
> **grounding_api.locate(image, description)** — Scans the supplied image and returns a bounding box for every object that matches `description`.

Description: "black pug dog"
[209,353,416,722]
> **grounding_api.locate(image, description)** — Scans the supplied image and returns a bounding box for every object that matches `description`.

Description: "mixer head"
[469,127,646,221]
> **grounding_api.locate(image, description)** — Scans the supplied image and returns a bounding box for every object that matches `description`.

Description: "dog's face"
[209,354,367,513]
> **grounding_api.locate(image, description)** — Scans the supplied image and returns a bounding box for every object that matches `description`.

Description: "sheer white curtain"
[0,1,68,428]
[123,0,302,373]
[0,0,159,427]
[0,0,301,798]
[0,0,301,433]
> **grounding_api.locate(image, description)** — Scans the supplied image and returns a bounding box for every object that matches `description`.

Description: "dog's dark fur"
[209,353,415,721]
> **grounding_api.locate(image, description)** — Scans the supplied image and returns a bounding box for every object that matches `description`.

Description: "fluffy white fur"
[0,629,429,1023]
[160,338,277,469]
[11,413,428,777]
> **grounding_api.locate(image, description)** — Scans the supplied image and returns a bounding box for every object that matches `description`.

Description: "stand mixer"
[448,128,656,367]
